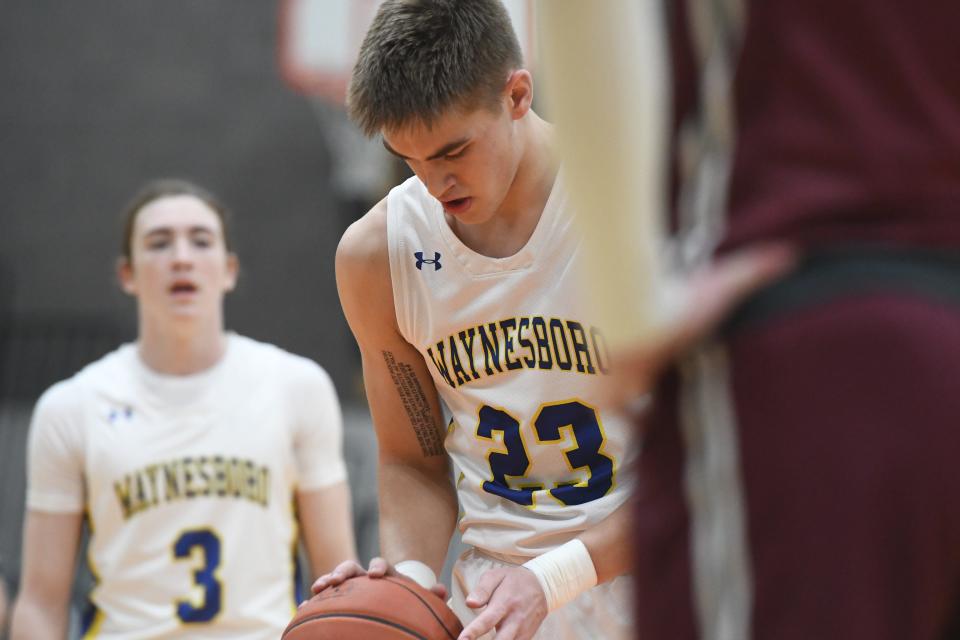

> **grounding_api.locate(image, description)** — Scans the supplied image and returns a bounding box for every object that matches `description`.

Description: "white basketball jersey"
[387,175,638,557]
[26,334,347,639]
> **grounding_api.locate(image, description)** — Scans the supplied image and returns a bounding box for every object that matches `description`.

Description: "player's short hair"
[120,179,233,261]
[347,0,523,136]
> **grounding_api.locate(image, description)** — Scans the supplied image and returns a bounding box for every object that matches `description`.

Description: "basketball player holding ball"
[10,180,356,639]
[316,1,638,639]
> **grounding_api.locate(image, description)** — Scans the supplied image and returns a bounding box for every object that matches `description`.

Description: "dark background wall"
[0,0,364,398]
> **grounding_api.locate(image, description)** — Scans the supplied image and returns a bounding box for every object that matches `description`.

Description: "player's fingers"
[613,243,797,396]
[464,569,505,608]
[366,556,390,577]
[644,244,797,371]
[687,243,797,331]
[311,571,352,593]
[430,583,449,600]
[485,617,525,640]
[311,560,365,593]
[457,604,504,640]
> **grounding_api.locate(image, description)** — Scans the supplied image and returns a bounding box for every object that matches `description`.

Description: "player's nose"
[424,168,455,201]
[171,237,194,267]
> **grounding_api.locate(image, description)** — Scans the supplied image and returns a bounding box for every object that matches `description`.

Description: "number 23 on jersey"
[475,399,615,507]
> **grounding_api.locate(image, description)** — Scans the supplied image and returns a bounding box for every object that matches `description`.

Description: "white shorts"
[449,547,633,640]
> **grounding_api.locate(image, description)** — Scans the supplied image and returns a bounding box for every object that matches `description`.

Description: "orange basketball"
[283,575,464,640]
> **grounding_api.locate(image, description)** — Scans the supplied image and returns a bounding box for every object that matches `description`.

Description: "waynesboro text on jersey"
[425,316,609,389]
[113,455,270,520]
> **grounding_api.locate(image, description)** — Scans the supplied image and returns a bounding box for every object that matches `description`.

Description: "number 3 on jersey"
[173,529,222,623]
[476,400,614,507]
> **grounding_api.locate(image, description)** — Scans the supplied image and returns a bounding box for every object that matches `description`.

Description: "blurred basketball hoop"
[278,0,537,106]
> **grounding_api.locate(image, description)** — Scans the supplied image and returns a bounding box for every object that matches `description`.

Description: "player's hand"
[310,558,448,601]
[458,566,547,640]
[613,244,797,402]
[310,559,367,596]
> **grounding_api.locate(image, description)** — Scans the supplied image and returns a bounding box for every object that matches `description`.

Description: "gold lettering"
[447,335,470,385]
[532,317,553,369]
[549,319,573,371]
[144,465,160,507]
[500,318,523,371]
[478,323,503,375]
[164,461,182,501]
[113,476,135,520]
[566,321,596,374]
[458,328,481,380]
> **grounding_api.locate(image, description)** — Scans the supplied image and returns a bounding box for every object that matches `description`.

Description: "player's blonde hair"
[347,0,523,136]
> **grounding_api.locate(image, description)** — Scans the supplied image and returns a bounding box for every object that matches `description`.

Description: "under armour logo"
[415,251,442,271]
[108,406,134,423]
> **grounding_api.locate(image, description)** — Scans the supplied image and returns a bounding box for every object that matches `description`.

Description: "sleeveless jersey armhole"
[386,186,416,345]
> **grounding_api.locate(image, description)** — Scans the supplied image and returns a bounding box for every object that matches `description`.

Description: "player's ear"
[224,252,239,292]
[504,69,533,120]
[116,256,137,296]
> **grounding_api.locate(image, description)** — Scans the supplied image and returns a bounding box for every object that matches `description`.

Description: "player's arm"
[291,360,358,578]
[10,510,83,640]
[578,501,633,583]
[12,384,88,639]
[315,199,457,593]
[297,483,357,577]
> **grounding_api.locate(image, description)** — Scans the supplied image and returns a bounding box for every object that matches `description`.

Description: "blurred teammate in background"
[314,1,636,639]
[10,179,356,639]
[633,1,960,639]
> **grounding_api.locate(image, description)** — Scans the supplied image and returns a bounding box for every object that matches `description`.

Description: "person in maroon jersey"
[633,1,960,639]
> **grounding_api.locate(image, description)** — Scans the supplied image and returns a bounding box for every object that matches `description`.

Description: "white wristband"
[522,539,598,612]
[394,560,438,590]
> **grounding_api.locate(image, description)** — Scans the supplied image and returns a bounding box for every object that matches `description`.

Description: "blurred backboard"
[278,0,537,106]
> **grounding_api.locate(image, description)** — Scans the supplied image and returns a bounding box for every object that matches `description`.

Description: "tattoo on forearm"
[382,350,445,457]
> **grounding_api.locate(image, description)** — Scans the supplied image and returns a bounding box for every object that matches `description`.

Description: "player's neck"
[136,314,228,376]
[448,114,558,258]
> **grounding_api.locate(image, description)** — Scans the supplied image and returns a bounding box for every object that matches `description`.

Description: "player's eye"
[192,235,213,248]
[146,237,170,250]
[444,146,468,161]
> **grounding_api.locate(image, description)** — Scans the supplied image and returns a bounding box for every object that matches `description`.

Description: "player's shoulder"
[33,345,131,419]
[33,377,84,423]
[338,196,389,270]
[337,176,428,271]
[336,196,394,303]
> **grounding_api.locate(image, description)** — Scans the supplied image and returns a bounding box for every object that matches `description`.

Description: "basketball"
[282,575,464,640]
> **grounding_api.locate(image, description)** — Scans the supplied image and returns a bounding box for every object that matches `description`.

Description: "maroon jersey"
[670,0,960,255]
[638,5,960,639]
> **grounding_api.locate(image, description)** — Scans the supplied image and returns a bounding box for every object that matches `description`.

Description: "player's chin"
[455,207,497,227]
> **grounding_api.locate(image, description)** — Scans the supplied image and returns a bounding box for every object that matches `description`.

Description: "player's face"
[381,73,531,225]
[119,195,237,323]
